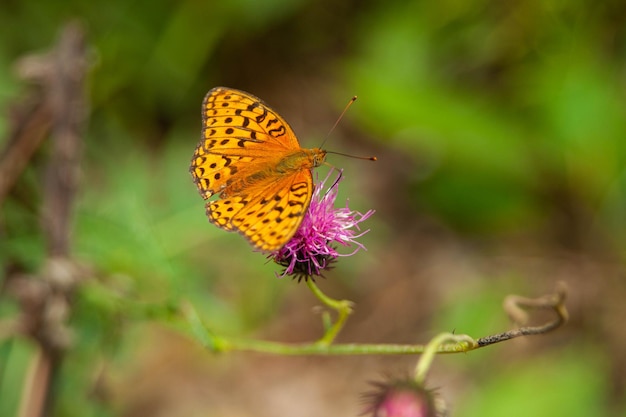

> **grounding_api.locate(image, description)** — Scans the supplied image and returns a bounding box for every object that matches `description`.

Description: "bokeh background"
[1,0,625,416]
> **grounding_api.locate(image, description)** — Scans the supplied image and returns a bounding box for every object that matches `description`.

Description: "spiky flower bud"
[362,378,446,417]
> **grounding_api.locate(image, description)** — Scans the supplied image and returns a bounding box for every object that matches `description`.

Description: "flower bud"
[362,378,446,417]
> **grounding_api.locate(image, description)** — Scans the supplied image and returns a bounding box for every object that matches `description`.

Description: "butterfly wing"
[206,169,313,251]
[190,87,301,199]
[190,87,317,251]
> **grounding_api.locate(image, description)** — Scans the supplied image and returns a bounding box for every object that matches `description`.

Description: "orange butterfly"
[190,87,327,251]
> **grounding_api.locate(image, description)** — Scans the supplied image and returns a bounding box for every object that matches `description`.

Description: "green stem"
[182,301,475,355]
[181,283,566,357]
[181,301,228,352]
[414,333,475,384]
[221,338,474,355]
[306,279,353,346]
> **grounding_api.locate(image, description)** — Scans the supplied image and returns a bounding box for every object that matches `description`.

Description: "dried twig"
[0,100,52,203]
[476,282,568,347]
[1,21,90,417]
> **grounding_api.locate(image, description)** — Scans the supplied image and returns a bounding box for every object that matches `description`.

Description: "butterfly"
[190,87,327,251]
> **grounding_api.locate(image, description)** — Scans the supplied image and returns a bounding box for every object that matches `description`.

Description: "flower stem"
[181,301,228,352]
[181,284,567,357]
[306,279,353,346]
[414,333,475,384]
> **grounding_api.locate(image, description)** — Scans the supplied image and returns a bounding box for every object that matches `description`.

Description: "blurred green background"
[1,0,625,416]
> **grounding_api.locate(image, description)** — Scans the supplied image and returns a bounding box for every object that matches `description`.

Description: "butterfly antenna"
[325,151,377,161]
[319,95,358,149]
[319,95,377,162]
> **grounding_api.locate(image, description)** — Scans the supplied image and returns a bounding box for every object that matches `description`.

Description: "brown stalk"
[1,21,90,417]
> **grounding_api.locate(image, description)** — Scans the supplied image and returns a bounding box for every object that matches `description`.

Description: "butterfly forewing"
[205,88,299,148]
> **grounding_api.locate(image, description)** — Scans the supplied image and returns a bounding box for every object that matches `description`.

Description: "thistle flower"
[271,169,374,280]
[362,378,446,417]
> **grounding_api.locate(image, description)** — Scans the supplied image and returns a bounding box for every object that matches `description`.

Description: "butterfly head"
[311,148,327,168]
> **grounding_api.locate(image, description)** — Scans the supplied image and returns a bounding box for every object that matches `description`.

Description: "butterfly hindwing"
[206,170,313,251]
